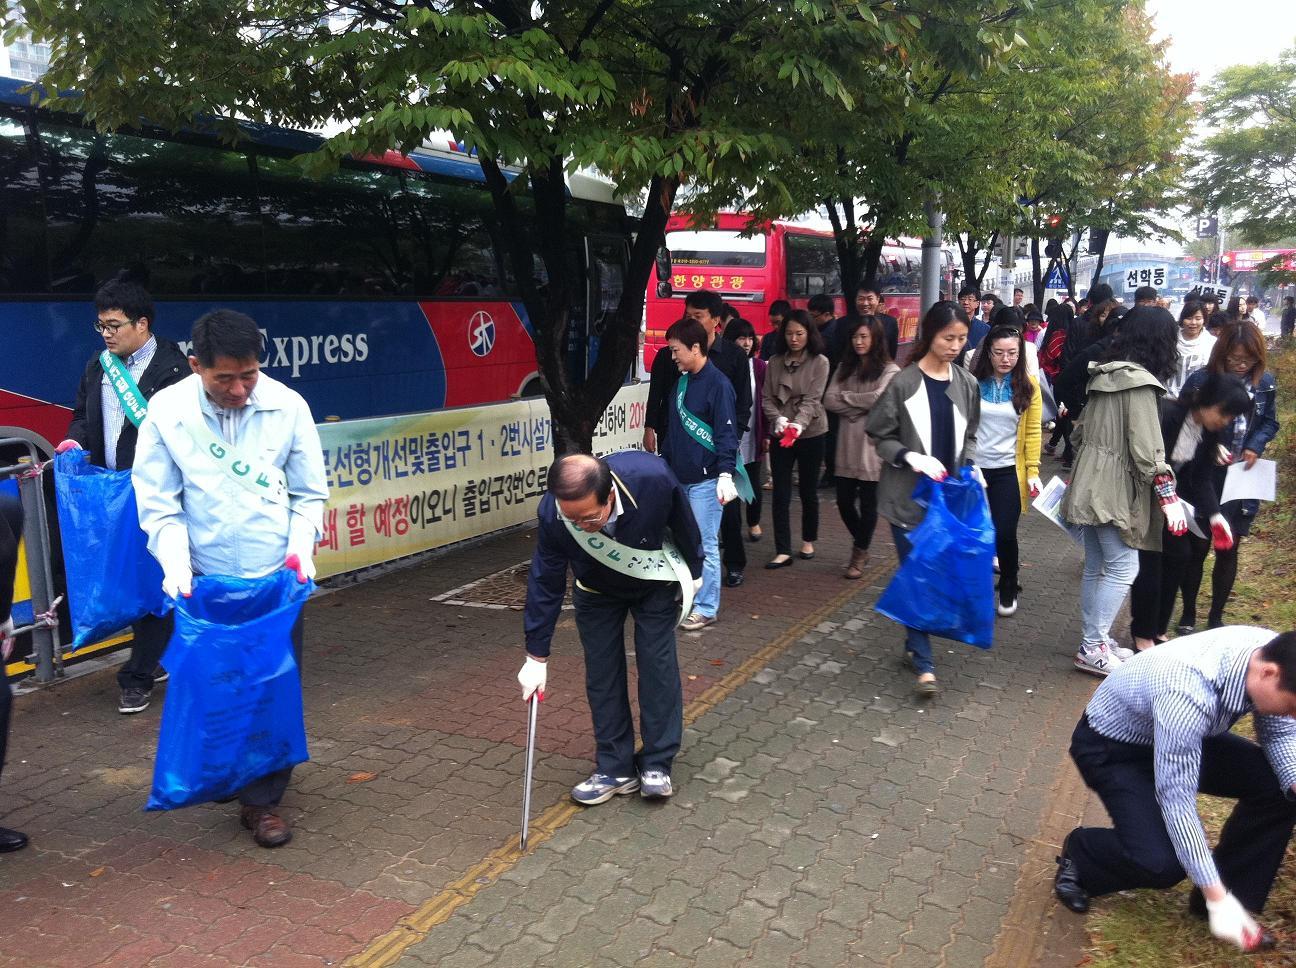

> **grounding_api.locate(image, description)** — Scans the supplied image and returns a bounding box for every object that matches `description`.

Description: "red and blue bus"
[643,213,956,370]
[0,75,632,451]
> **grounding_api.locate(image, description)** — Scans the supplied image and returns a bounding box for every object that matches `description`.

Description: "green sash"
[184,384,290,507]
[100,350,150,429]
[675,373,755,502]
[562,518,695,627]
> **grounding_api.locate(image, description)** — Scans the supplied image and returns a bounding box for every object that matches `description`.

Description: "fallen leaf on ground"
[347,771,378,784]
[89,867,105,878]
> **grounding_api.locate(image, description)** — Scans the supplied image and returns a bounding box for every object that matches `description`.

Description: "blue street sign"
[1044,266,1070,289]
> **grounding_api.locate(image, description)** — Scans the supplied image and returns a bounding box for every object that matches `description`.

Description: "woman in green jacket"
[1060,307,1185,677]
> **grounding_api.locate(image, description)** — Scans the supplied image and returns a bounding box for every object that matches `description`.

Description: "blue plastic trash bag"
[53,449,170,649]
[147,569,312,810]
[875,467,997,648]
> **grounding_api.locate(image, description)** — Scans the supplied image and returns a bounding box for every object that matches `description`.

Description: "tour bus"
[0,75,635,677]
[642,213,957,370]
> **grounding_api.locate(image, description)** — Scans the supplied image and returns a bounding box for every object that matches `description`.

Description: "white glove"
[287,514,318,583]
[772,415,789,435]
[716,473,738,505]
[156,524,193,599]
[1161,499,1188,536]
[1216,443,1234,465]
[969,464,986,486]
[904,452,948,481]
[1,617,14,662]
[1206,892,1266,951]
[1027,476,1044,498]
[517,655,547,701]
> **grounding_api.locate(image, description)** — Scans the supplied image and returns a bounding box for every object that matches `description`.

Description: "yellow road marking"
[345,565,884,968]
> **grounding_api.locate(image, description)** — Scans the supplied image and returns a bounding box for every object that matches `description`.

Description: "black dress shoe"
[0,826,29,853]
[765,556,794,570]
[1054,833,1089,913]
[724,569,745,587]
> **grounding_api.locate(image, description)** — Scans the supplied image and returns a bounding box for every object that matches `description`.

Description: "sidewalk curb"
[341,570,879,968]
[985,710,1093,968]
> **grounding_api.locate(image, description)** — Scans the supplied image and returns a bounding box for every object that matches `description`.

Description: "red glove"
[778,424,802,448]
[1210,515,1234,552]
[284,553,312,584]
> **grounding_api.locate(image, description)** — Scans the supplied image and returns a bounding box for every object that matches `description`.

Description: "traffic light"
[1044,239,1063,259]
[1045,213,1064,236]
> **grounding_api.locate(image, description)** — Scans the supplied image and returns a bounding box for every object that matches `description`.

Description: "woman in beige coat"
[824,316,900,579]
[762,311,830,568]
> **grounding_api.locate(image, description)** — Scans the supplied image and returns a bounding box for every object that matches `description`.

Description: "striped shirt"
[99,337,157,470]
[1086,626,1296,887]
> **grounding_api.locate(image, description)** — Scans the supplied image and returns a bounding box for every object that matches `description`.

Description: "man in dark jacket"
[57,278,188,714]
[518,452,704,804]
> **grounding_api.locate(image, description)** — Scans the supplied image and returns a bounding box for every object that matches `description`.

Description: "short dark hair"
[781,309,827,357]
[855,283,883,298]
[1260,632,1296,694]
[957,285,980,301]
[684,289,725,319]
[722,316,758,354]
[665,317,708,353]
[549,453,612,504]
[1246,294,1260,304]
[769,299,792,320]
[1013,288,1024,296]
[718,301,739,321]
[1181,371,1252,418]
[1179,300,1206,323]
[1134,285,1159,302]
[94,279,155,329]
[190,309,264,367]
[807,293,836,315]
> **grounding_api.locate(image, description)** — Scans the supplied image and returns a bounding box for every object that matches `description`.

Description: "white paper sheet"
[1030,475,1084,544]
[1221,458,1277,504]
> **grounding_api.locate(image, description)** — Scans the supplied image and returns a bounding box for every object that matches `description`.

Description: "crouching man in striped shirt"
[1055,626,1296,953]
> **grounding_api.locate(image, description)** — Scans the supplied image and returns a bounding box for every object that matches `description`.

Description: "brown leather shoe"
[240,806,292,848]
[844,547,868,580]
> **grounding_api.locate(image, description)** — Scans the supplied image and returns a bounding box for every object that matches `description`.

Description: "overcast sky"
[1146,0,1293,84]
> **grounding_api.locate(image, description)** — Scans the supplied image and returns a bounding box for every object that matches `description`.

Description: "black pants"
[1129,529,1194,640]
[573,582,682,777]
[1182,533,1243,629]
[1049,414,1075,462]
[1067,715,1296,912]
[117,612,175,692]
[239,612,305,808]
[720,460,763,570]
[835,478,879,551]
[770,435,827,556]
[0,493,22,796]
[983,466,1020,603]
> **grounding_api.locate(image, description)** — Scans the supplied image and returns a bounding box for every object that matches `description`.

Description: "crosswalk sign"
[1044,266,1070,290]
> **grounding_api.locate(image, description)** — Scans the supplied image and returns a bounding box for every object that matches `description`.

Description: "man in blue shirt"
[659,318,739,631]
[57,279,188,715]
[134,310,328,848]
[518,452,703,805]
[1055,626,1296,953]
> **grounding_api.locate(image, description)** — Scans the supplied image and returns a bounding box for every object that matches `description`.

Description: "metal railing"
[1,438,63,682]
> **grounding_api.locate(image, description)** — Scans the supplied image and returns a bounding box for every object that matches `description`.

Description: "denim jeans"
[685,480,723,618]
[1078,524,1139,650]
[890,524,934,675]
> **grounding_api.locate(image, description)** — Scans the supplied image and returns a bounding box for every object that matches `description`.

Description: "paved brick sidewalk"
[0,478,1101,967]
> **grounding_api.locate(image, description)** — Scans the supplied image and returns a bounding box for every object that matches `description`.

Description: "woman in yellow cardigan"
[970,323,1042,616]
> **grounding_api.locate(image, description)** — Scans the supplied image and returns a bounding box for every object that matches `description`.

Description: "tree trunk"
[1031,236,1044,306]
[861,231,885,291]
[825,196,862,301]
[1090,235,1109,295]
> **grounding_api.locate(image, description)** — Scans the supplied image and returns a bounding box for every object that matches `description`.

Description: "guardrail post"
[16,454,60,682]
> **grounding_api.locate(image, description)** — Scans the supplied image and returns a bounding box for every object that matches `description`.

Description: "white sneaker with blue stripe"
[571,773,640,805]
[639,770,674,799]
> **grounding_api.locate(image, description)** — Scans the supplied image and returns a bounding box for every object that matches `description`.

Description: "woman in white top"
[1166,300,1216,400]
[970,324,1042,616]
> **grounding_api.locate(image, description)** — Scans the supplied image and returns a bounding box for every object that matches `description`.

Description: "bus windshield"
[666,230,767,268]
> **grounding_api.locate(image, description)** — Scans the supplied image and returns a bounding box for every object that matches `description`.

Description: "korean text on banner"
[314,384,649,578]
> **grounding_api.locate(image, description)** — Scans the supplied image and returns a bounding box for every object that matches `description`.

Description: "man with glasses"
[519,452,704,806]
[56,277,188,715]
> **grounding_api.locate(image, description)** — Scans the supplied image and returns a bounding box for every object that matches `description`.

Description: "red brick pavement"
[0,512,873,967]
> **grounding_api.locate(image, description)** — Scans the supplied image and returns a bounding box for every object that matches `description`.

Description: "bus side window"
[0,116,48,293]
[34,121,265,295]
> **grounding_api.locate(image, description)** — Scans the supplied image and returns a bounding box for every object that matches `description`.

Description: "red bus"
[643,213,957,370]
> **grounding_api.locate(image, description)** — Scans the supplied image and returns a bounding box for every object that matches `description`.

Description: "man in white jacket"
[133,309,328,847]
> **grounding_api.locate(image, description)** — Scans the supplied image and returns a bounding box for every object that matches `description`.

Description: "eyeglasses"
[990,350,1019,360]
[94,317,137,334]
[562,503,611,528]
[1225,355,1258,369]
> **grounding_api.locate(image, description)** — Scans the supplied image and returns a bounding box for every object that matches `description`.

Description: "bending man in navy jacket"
[518,452,704,806]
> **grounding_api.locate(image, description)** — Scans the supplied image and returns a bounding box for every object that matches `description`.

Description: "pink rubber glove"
[285,553,314,584]
[778,424,802,448]
[55,439,82,454]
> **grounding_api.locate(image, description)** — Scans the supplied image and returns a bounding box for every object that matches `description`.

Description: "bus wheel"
[520,378,544,398]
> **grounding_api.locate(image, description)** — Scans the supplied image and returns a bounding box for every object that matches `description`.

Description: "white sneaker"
[997,599,1018,617]
[1074,644,1123,677]
[1106,639,1135,661]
